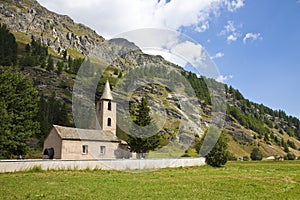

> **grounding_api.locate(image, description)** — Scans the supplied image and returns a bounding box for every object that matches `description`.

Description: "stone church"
[43,80,130,160]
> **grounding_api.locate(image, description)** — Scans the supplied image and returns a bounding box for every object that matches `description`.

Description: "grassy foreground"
[0,161,299,200]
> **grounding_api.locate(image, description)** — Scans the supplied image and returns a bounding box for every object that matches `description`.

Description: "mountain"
[0,0,104,57]
[0,0,299,159]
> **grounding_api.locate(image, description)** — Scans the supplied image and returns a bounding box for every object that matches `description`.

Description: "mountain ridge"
[0,0,104,56]
[0,0,300,159]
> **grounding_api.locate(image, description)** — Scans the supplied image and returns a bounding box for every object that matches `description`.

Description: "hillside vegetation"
[0,0,299,159]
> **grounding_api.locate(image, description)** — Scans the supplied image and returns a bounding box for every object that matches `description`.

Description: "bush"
[204,130,229,167]
[287,140,296,149]
[287,153,296,160]
[181,148,198,158]
[227,152,237,161]
[243,156,250,161]
[250,148,263,161]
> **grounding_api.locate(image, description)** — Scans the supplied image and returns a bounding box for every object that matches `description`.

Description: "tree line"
[0,24,74,158]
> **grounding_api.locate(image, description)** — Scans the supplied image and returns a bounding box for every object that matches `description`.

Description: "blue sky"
[38,0,300,118]
[203,0,300,118]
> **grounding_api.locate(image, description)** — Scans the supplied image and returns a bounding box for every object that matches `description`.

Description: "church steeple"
[96,80,116,136]
[101,80,113,100]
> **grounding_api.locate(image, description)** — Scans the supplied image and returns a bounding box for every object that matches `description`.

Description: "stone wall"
[0,158,205,173]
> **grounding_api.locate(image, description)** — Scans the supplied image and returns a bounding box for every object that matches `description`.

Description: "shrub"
[243,156,250,161]
[250,148,263,161]
[287,140,296,149]
[227,152,237,161]
[287,153,296,160]
[204,130,229,167]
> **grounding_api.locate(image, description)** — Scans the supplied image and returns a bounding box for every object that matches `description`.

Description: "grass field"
[0,161,299,200]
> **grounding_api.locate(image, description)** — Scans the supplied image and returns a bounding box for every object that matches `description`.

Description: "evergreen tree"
[287,140,296,149]
[21,36,48,67]
[203,129,229,167]
[0,24,18,66]
[287,152,296,160]
[0,67,40,158]
[127,97,161,158]
[37,95,51,143]
[37,93,71,143]
[135,98,151,126]
[250,148,263,161]
[56,61,64,75]
[46,55,54,71]
[25,44,31,54]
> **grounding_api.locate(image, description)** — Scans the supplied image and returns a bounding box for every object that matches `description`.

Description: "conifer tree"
[127,97,161,158]
[46,55,54,71]
[56,61,64,75]
[0,24,18,66]
[0,67,40,158]
[200,128,229,167]
[250,148,263,161]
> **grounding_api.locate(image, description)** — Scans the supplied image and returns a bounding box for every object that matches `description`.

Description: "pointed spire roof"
[101,80,113,100]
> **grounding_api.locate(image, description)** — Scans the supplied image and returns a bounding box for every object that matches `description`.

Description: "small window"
[100,146,106,155]
[98,102,101,111]
[82,145,88,154]
[107,118,112,126]
[108,101,112,111]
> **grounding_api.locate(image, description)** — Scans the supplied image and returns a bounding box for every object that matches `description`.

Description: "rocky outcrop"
[0,0,104,55]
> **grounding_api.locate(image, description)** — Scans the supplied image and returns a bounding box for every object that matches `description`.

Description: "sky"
[37,0,300,118]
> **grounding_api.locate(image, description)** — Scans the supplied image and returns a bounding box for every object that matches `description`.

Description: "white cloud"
[170,41,206,67]
[220,20,236,34]
[227,34,238,43]
[144,49,187,67]
[195,21,210,32]
[243,32,262,44]
[216,74,233,83]
[36,0,243,79]
[38,0,227,38]
[220,20,241,43]
[211,52,224,59]
[225,0,245,12]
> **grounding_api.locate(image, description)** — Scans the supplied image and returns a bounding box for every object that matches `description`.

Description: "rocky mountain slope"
[0,0,104,56]
[1,0,300,159]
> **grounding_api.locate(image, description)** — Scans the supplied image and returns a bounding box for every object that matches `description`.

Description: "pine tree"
[0,67,40,158]
[250,148,263,161]
[0,24,18,66]
[56,61,64,75]
[46,55,54,71]
[202,129,229,167]
[135,98,151,126]
[127,97,161,158]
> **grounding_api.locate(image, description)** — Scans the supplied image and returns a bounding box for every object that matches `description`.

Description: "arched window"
[107,118,112,126]
[108,101,112,110]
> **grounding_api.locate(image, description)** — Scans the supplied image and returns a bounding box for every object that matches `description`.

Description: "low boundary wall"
[0,158,206,173]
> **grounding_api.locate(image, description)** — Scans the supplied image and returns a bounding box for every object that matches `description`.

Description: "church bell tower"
[96,80,116,136]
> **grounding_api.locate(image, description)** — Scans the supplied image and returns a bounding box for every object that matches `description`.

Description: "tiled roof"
[53,125,120,142]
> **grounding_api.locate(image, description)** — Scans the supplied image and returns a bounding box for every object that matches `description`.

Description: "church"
[43,80,131,160]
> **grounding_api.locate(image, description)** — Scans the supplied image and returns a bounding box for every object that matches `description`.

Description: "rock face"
[0,0,104,55]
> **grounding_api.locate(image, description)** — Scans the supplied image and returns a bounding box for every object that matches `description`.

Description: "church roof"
[100,80,113,100]
[53,125,121,142]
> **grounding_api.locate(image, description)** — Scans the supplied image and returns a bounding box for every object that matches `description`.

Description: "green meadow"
[0,161,299,200]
